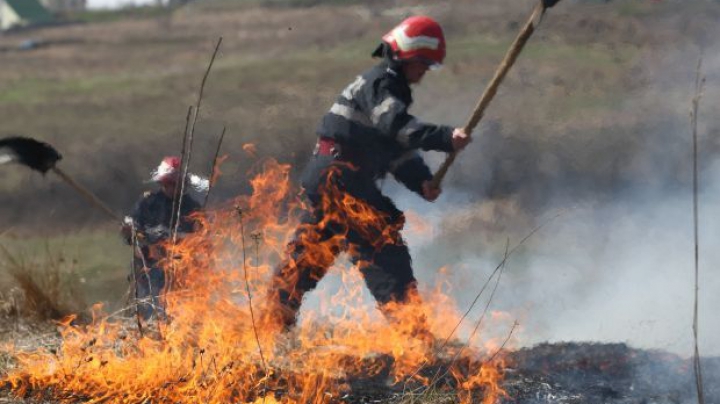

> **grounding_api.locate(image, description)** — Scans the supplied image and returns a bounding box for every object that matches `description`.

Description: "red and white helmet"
[381,16,446,67]
[150,156,210,192]
[150,156,181,183]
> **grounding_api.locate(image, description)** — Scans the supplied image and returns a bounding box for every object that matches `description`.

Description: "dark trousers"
[269,157,420,329]
[134,264,166,320]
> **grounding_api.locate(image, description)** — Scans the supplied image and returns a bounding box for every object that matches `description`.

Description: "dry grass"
[0,243,87,322]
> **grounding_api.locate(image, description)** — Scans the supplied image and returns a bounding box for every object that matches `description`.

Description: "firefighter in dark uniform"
[121,156,203,320]
[267,16,471,336]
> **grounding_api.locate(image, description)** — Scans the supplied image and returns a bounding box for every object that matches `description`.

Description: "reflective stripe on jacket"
[315,59,454,195]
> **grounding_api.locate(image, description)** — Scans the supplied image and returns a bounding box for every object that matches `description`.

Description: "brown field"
[1,0,718,230]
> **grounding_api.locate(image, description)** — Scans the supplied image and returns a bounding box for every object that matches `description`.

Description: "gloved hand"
[144,225,170,243]
[421,181,441,202]
[121,216,134,243]
[452,128,471,152]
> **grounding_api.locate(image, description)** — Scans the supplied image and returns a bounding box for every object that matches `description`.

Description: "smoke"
[383,12,720,357]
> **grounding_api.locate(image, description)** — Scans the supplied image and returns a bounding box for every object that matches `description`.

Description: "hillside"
[0,0,718,229]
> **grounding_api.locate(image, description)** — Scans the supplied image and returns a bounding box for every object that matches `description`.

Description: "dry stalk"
[171,105,195,233]
[172,36,224,243]
[403,210,564,393]
[690,56,706,404]
[168,36,223,306]
[486,321,519,364]
[203,126,226,208]
[236,207,269,376]
[167,105,195,300]
[422,238,510,396]
[129,223,145,336]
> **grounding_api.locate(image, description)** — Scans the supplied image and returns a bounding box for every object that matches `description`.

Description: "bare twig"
[448,211,562,348]
[166,105,195,299]
[203,126,226,208]
[487,321,519,364]
[250,230,269,403]
[236,207,268,375]
[423,238,510,393]
[690,56,706,404]
[168,37,223,305]
[403,210,564,394]
[129,223,144,336]
[171,36,223,243]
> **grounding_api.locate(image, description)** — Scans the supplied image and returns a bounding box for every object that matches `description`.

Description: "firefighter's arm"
[121,216,135,244]
[122,191,151,245]
[368,85,454,152]
[390,151,439,201]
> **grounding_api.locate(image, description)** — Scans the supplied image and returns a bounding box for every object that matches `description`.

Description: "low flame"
[3,158,510,403]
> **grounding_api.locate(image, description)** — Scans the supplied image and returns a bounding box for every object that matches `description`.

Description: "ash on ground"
[347,342,719,404]
[500,342,718,404]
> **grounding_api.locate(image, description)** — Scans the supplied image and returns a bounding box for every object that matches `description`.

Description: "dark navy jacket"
[314,59,455,196]
[128,190,200,266]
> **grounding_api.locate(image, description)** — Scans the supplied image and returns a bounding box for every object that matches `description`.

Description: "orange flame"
[3,158,510,403]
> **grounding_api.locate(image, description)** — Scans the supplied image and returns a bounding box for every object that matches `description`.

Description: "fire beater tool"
[430,0,563,189]
[0,136,120,221]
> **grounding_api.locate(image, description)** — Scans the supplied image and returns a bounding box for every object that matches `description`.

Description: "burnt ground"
[502,343,719,404]
[346,343,719,404]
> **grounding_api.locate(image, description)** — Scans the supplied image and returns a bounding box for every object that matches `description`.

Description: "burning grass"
[2,159,510,404]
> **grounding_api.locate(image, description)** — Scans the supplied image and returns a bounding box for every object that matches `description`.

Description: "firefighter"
[121,156,203,320]
[267,16,471,336]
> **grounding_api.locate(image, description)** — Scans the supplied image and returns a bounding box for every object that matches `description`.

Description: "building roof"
[4,0,53,23]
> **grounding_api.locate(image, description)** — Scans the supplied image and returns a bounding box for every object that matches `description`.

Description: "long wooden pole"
[51,167,120,221]
[430,1,549,189]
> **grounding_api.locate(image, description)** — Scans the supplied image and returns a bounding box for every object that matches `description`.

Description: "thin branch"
[172,36,223,244]
[444,211,562,347]
[171,105,194,234]
[236,206,268,376]
[167,105,194,299]
[402,210,564,396]
[203,126,226,208]
[129,223,144,337]
[250,231,269,404]
[487,321,519,364]
[168,37,223,307]
[424,238,510,393]
[690,56,706,404]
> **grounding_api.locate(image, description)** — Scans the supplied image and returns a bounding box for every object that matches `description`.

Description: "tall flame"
[4,158,509,403]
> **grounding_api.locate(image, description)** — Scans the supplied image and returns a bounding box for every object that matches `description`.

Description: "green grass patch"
[0,34,374,107]
[0,73,167,105]
[68,5,172,24]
